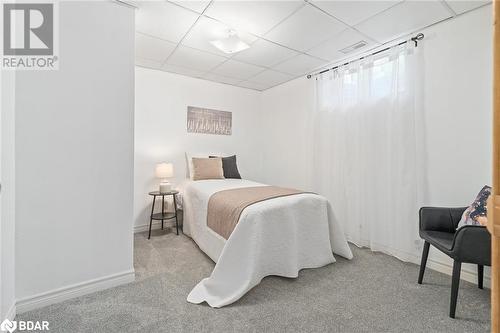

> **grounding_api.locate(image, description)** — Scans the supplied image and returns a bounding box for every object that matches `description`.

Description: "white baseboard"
[350,241,491,289]
[134,220,179,233]
[16,269,135,314]
[4,302,16,321]
[135,210,183,233]
[134,221,162,233]
[426,257,491,289]
[12,244,488,315]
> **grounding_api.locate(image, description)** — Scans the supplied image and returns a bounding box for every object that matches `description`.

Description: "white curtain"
[311,43,426,261]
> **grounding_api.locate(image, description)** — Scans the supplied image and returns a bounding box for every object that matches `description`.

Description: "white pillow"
[185,152,204,179]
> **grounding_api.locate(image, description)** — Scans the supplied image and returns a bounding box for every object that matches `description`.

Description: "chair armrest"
[452,226,491,265]
[419,207,467,233]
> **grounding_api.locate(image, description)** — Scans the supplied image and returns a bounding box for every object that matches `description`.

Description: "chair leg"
[418,241,430,284]
[478,265,484,289]
[450,260,462,318]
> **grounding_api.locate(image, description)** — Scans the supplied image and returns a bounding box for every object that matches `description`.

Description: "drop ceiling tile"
[135,1,199,42]
[166,45,227,72]
[311,1,401,26]
[232,39,299,67]
[170,0,211,13]
[307,28,377,63]
[135,33,177,62]
[356,1,452,43]
[274,54,327,76]
[210,59,265,80]
[202,73,243,85]
[236,81,270,91]
[205,1,304,36]
[182,16,257,57]
[445,0,490,14]
[136,57,163,70]
[162,63,207,77]
[249,70,294,86]
[265,4,348,51]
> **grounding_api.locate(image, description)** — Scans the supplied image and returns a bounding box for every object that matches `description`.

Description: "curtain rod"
[306,33,424,79]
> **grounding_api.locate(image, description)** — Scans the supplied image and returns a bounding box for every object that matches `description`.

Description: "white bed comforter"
[182,179,353,308]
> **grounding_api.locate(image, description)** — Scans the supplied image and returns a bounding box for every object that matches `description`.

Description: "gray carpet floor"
[18,227,490,332]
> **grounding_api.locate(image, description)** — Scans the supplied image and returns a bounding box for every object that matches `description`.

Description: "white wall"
[420,3,493,286]
[260,5,493,284]
[134,67,264,230]
[14,1,135,311]
[1,70,16,320]
[422,6,492,206]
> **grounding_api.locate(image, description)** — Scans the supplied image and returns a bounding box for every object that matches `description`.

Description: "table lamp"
[155,162,173,193]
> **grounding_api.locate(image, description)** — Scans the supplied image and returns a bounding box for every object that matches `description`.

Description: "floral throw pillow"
[457,185,492,229]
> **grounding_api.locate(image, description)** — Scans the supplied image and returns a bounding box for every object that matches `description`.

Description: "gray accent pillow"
[209,155,241,179]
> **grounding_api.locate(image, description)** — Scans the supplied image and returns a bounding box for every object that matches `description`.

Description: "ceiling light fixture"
[210,29,249,54]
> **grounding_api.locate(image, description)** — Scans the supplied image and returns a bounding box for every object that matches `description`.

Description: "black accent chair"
[418,207,491,318]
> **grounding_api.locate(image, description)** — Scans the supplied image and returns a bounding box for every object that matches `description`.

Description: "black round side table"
[148,190,179,239]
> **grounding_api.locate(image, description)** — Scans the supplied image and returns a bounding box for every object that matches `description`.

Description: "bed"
[180,178,353,308]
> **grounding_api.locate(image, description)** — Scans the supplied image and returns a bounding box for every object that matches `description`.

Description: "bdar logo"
[3,3,54,56]
[0,319,17,333]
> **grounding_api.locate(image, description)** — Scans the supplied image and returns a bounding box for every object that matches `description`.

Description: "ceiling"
[133,0,489,91]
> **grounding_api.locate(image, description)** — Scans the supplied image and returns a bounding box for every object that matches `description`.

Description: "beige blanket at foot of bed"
[207,186,306,239]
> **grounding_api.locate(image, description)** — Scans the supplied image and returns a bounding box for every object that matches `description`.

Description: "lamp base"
[159,182,171,193]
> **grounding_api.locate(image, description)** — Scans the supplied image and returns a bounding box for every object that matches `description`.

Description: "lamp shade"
[155,162,173,179]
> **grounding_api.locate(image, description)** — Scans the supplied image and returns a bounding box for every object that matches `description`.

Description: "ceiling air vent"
[339,41,367,54]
